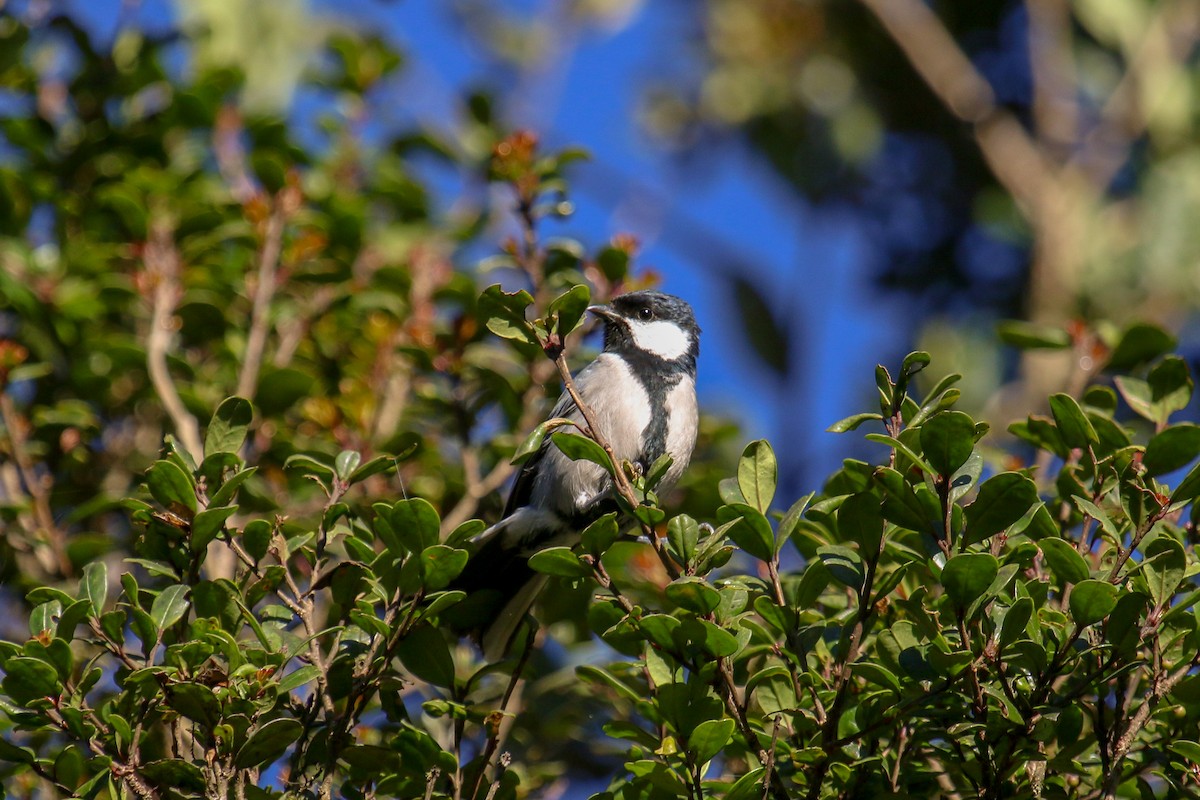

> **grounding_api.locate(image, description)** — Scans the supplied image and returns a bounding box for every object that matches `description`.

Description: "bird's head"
[588,290,700,368]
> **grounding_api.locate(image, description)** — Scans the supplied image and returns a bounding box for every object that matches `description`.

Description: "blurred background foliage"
[442,0,1200,494]
[4,0,1200,794]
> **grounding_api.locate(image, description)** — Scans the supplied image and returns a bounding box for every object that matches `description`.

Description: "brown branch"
[214,104,257,205]
[236,196,288,402]
[144,214,204,463]
[1102,653,1200,798]
[468,628,535,800]
[0,392,69,575]
[857,0,1057,214]
[1026,0,1079,156]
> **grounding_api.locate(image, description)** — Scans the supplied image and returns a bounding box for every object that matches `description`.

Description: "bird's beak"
[587,304,617,322]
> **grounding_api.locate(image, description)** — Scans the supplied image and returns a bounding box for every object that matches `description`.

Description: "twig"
[213,104,257,205]
[857,0,1055,214]
[0,392,69,575]
[236,195,288,401]
[1102,652,1200,798]
[468,628,535,800]
[143,214,204,463]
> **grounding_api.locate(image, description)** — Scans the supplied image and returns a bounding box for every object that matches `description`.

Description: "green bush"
[3,12,1200,800]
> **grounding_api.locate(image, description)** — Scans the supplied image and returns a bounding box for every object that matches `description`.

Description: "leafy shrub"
[3,12,1200,800]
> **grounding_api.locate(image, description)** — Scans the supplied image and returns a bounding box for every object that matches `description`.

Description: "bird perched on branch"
[453,289,700,659]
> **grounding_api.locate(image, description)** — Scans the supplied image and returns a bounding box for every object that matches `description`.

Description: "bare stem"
[237,198,287,402]
[144,214,204,462]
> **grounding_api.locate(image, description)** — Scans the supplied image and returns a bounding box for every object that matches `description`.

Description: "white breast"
[661,375,698,493]
[532,354,652,514]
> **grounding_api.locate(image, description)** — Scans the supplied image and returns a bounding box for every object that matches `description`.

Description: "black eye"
[638,307,654,320]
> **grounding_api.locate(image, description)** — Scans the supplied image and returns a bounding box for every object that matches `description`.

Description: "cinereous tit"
[453,289,700,659]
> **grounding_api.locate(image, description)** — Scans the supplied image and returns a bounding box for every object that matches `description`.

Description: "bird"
[451,289,700,660]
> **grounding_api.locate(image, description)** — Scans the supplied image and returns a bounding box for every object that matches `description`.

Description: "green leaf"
[420,545,469,590]
[243,519,273,562]
[776,493,812,555]
[150,584,190,632]
[581,513,620,556]
[1049,393,1098,449]
[396,624,456,687]
[818,545,865,590]
[140,759,206,791]
[827,412,883,433]
[1039,538,1090,585]
[512,417,572,464]
[1106,323,1176,371]
[191,506,236,552]
[665,577,721,614]
[737,440,777,513]
[919,411,976,476]
[837,491,884,557]
[1114,377,1156,423]
[278,665,322,694]
[334,450,362,481]
[941,553,999,610]
[1143,423,1200,477]
[721,504,775,562]
[1168,740,1200,765]
[209,467,257,507]
[146,459,197,517]
[694,619,740,657]
[204,397,253,457]
[349,453,402,484]
[549,284,591,335]
[875,467,934,535]
[576,665,642,703]
[167,682,221,727]
[1141,535,1186,607]
[235,718,303,769]
[284,453,334,478]
[1170,459,1200,505]
[665,514,699,565]
[1069,580,1118,626]
[637,614,681,650]
[479,284,536,345]
[389,498,441,554]
[996,320,1071,349]
[0,739,37,765]
[964,473,1039,544]
[688,718,735,763]
[900,350,931,382]
[2,656,61,704]
[1147,355,1193,418]
[550,431,613,470]
[79,561,107,616]
[528,546,592,578]
[29,600,60,636]
[999,597,1033,648]
[866,433,934,475]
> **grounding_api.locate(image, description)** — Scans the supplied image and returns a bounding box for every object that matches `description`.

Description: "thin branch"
[857,0,1057,214]
[0,392,69,575]
[143,214,204,463]
[1026,0,1080,155]
[236,195,289,401]
[1102,652,1200,798]
[468,628,535,800]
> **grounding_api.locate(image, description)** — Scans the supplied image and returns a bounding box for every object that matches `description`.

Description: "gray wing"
[501,377,584,516]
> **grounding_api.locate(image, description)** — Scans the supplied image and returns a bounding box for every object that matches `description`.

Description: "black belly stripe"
[621,349,688,469]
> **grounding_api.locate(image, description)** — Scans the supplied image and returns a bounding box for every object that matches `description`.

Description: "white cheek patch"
[627,320,691,360]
